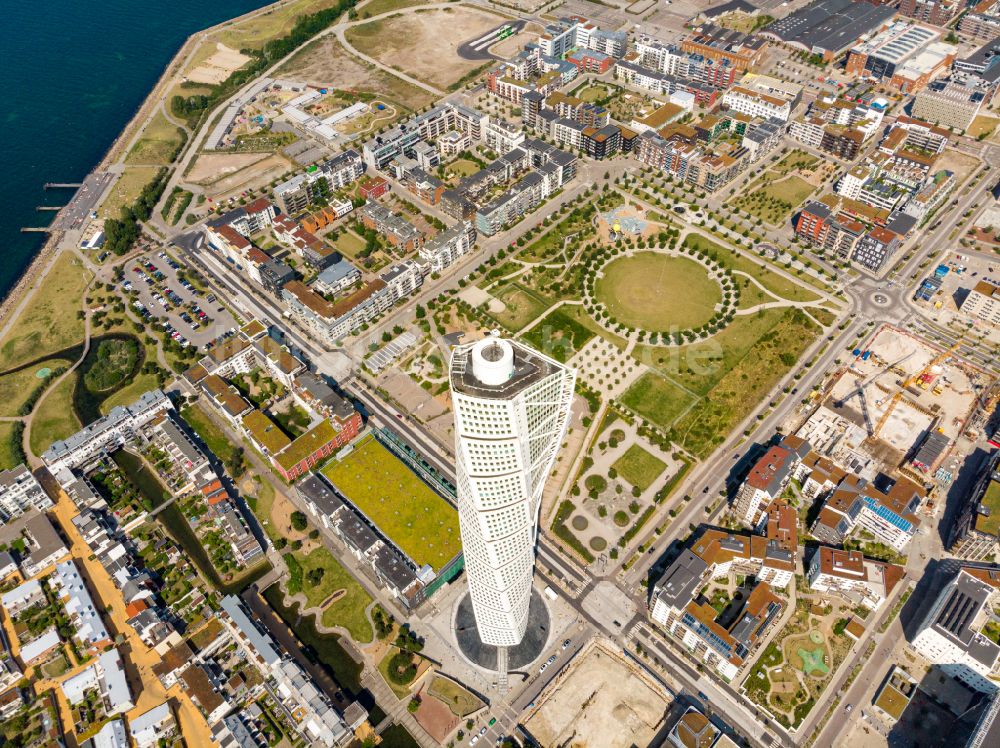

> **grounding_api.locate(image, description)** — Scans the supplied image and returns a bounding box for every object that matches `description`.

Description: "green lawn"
[574,84,610,102]
[612,444,667,491]
[286,546,374,643]
[0,358,70,417]
[520,306,594,363]
[180,404,240,466]
[489,284,552,333]
[428,676,483,717]
[0,252,91,370]
[682,234,819,303]
[28,372,80,457]
[771,150,819,177]
[331,230,367,260]
[0,422,24,470]
[321,436,461,569]
[596,253,721,331]
[100,370,160,415]
[627,307,821,457]
[447,159,480,178]
[733,173,814,226]
[620,371,697,434]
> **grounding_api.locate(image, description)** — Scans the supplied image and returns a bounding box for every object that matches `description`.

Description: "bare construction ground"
[827,325,985,454]
[188,153,294,199]
[276,35,436,111]
[345,7,501,90]
[524,639,671,748]
[186,152,272,183]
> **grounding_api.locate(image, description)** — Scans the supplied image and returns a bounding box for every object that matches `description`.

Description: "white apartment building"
[0,465,52,525]
[723,87,792,122]
[911,567,1000,693]
[806,546,904,610]
[485,119,525,155]
[960,281,1000,327]
[42,390,173,478]
[449,337,575,648]
[52,559,113,654]
[418,222,476,272]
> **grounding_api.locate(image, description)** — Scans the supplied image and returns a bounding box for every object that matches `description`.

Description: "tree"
[290,511,308,532]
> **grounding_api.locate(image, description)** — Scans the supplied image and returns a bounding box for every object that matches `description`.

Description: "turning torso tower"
[449,335,576,646]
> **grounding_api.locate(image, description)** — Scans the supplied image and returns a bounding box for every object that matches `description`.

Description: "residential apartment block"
[806,546,904,610]
[362,103,487,170]
[960,281,1000,327]
[418,221,476,272]
[912,80,988,131]
[649,501,796,680]
[358,201,423,252]
[810,473,925,552]
[273,150,365,214]
[219,596,357,746]
[734,436,811,526]
[911,566,1000,693]
[948,450,1000,561]
[0,465,52,525]
[41,390,173,477]
[281,260,423,343]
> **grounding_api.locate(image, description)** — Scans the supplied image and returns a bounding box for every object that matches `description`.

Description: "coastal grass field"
[125,111,187,165]
[0,358,70,417]
[344,7,499,90]
[99,166,162,219]
[320,436,461,570]
[595,254,721,331]
[624,307,821,458]
[0,251,90,371]
[212,0,346,51]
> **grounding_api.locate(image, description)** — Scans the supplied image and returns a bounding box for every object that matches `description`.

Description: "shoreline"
[0,0,299,330]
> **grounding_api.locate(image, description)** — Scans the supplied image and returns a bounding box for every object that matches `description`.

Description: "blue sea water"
[0,0,269,298]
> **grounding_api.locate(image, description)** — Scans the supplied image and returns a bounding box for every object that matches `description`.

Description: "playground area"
[743,597,854,729]
[596,203,657,242]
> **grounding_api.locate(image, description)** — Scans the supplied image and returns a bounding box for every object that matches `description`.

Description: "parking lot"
[123,250,238,350]
[911,248,1000,347]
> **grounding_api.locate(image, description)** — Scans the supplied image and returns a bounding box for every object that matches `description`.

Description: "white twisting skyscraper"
[450,335,576,647]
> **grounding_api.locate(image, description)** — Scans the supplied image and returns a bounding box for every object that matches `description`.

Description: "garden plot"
[743,597,857,730]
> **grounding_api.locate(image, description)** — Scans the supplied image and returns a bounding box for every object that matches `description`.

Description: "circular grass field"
[595,253,721,332]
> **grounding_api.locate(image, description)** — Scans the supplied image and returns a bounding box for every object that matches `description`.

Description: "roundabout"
[584,246,738,346]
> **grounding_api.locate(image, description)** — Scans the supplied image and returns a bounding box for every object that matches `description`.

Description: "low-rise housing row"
[219,595,361,746]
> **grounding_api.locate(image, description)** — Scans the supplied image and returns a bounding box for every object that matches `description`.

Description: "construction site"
[823,325,994,476]
[522,639,673,748]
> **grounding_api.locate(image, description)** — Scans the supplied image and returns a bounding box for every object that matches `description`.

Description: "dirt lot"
[345,7,501,90]
[185,43,251,85]
[190,153,293,199]
[524,640,671,748]
[276,35,436,111]
[187,152,272,183]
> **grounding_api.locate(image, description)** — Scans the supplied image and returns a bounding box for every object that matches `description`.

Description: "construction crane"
[870,340,963,441]
[835,353,913,435]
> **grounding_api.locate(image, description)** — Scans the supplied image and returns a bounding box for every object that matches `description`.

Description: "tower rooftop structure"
[449,335,575,652]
